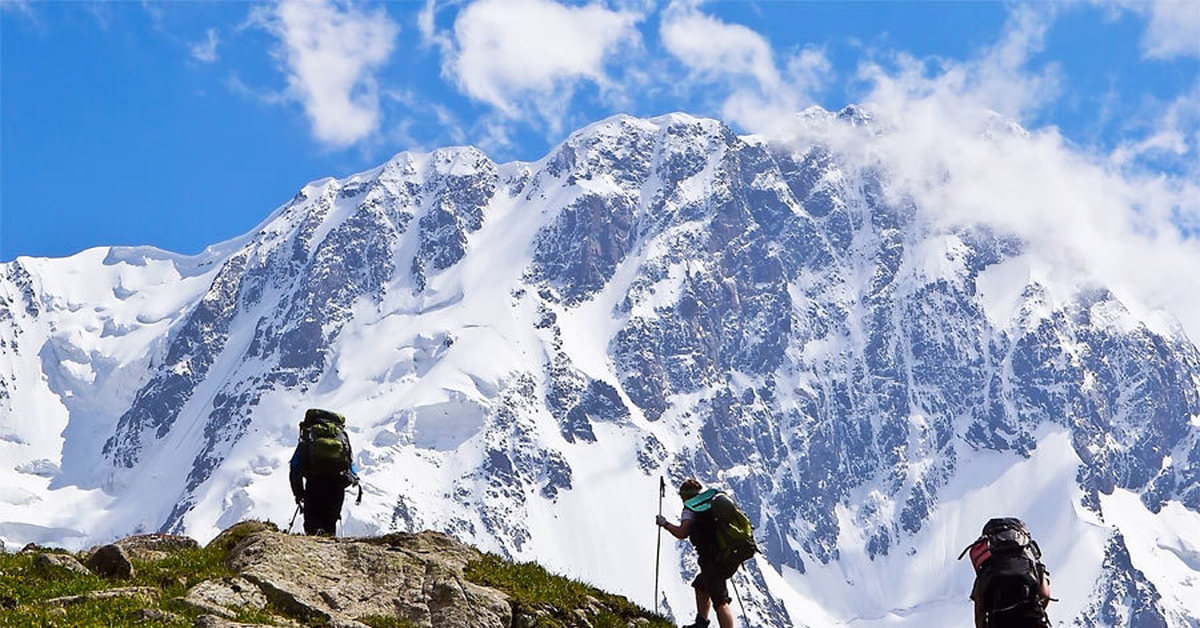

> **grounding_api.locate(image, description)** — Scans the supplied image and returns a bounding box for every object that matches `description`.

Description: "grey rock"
[227,528,511,628]
[44,586,158,606]
[130,608,185,623]
[177,577,268,620]
[112,533,200,562]
[33,552,91,577]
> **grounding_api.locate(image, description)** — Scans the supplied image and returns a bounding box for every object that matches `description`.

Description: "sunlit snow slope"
[2,109,1199,627]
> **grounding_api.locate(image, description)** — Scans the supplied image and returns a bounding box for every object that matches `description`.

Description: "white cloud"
[1139,0,1200,60]
[191,28,220,63]
[657,3,830,134]
[759,5,1200,340]
[857,5,1059,124]
[447,0,642,116]
[660,8,780,90]
[0,0,32,14]
[252,0,399,148]
[418,0,455,55]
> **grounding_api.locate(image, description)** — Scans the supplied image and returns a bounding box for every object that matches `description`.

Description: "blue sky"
[2,0,1198,261]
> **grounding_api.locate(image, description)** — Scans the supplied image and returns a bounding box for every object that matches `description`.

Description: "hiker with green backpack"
[656,479,757,628]
[289,408,361,536]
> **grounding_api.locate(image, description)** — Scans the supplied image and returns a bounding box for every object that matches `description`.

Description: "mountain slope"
[3,108,1199,627]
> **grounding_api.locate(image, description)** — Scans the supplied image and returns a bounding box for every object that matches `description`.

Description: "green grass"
[0,550,190,628]
[464,553,673,628]
[0,530,280,628]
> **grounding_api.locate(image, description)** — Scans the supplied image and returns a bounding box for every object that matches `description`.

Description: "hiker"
[289,408,359,536]
[655,479,737,628]
[960,517,1052,628]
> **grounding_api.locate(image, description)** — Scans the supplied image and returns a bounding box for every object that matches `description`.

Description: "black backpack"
[958,518,1049,622]
[299,409,361,502]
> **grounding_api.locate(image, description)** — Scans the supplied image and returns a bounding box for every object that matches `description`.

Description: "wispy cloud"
[444,0,642,127]
[658,1,830,134]
[251,0,400,148]
[660,6,781,90]
[1135,0,1200,60]
[774,4,1200,339]
[191,27,220,63]
[1,0,34,19]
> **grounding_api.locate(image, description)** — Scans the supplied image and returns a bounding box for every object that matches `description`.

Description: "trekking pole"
[731,577,749,626]
[654,475,665,613]
[287,504,301,533]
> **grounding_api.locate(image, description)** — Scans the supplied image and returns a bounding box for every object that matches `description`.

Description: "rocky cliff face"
[2,109,1199,627]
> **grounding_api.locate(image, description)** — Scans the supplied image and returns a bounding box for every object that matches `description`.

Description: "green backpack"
[685,488,758,578]
[300,409,352,480]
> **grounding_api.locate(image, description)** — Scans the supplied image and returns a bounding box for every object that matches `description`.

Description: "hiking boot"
[681,619,710,628]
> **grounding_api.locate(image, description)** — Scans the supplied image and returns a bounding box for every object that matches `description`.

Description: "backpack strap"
[958,536,985,561]
[684,488,720,512]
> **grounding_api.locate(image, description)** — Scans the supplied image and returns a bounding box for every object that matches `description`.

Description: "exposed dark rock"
[85,543,135,579]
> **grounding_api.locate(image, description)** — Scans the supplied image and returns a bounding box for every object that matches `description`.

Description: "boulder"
[111,533,199,561]
[227,529,512,628]
[176,577,268,619]
[33,552,91,577]
[205,520,278,555]
[85,543,135,579]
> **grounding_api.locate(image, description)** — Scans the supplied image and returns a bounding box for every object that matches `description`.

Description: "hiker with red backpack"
[289,408,361,536]
[960,517,1053,628]
[656,479,757,628]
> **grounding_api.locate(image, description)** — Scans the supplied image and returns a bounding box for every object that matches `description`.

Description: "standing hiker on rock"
[289,408,360,536]
[656,479,756,628]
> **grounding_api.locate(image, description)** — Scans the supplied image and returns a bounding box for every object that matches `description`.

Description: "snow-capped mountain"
[2,108,1199,627]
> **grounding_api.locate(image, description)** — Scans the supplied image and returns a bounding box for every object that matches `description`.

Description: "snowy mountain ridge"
[2,108,1200,627]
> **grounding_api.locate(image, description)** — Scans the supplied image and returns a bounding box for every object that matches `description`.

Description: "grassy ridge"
[465,554,673,628]
[0,524,671,628]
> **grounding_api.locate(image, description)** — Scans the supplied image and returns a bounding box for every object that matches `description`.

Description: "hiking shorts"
[692,559,731,608]
[987,609,1051,628]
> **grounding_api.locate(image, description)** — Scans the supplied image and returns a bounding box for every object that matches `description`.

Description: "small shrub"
[464,554,671,628]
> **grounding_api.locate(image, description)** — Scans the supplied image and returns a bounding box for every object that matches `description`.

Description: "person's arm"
[289,445,306,503]
[655,515,692,540]
[1039,568,1052,606]
[973,598,986,628]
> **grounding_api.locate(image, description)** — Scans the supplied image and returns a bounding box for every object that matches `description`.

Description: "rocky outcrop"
[226,529,513,627]
[216,526,666,627]
[5,523,666,627]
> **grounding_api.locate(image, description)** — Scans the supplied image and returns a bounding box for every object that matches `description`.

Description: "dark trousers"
[302,476,346,536]
[691,557,731,608]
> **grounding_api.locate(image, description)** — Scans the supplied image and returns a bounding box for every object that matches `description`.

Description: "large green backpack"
[685,488,758,578]
[300,409,351,480]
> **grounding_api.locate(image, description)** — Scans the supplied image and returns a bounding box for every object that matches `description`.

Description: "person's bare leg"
[714,602,734,628]
[693,588,711,624]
